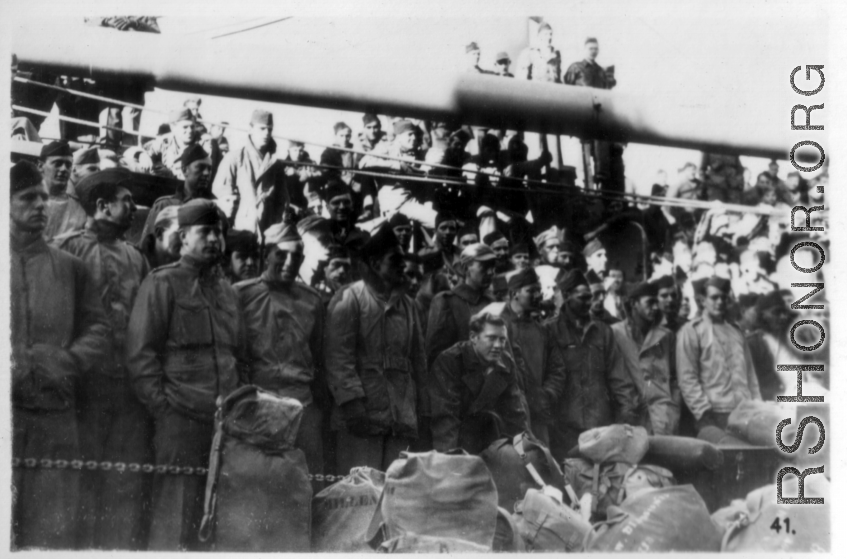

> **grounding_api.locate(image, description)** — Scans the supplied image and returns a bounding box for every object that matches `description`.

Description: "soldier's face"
[266,246,304,284]
[465,260,495,290]
[10,183,49,234]
[632,295,659,324]
[397,130,417,151]
[568,285,593,318]
[403,261,423,297]
[288,145,303,160]
[457,234,478,249]
[510,252,530,270]
[184,158,213,196]
[704,286,728,320]
[393,225,412,248]
[657,286,679,315]
[181,224,223,263]
[372,248,406,288]
[250,123,273,148]
[541,239,561,265]
[513,283,542,311]
[471,323,507,364]
[99,186,137,230]
[491,239,510,260]
[587,248,607,272]
[586,42,599,60]
[335,127,352,147]
[328,195,353,222]
[72,163,100,183]
[436,221,457,245]
[230,251,258,282]
[364,121,382,142]
[539,29,553,46]
[466,49,480,67]
[39,156,72,191]
[156,221,182,260]
[173,120,195,145]
[495,60,510,74]
[325,257,351,286]
[589,283,606,314]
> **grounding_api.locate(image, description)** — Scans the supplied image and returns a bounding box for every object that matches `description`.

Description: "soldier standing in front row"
[54,168,152,549]
[10,161,110,550]
[127,199,248,551]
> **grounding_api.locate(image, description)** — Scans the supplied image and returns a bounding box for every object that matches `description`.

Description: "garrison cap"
[533,225,564,249]
[557,269,588,293]
[465,41,480,53]
[459,243,497,266]
[585,269,604,286]
[75,168,133,212]
[178,199,222,227]
[457,222,479,239]
[483,231,506,246]
[73,145,100,166]
[507,267,539,291]
[627,281,658,301]
[510,243,530,256]
[154,204,180,227]
[320,178,353,202]
[10,160,43,193]
[756,290,792,314]
[388,212,411,227]
[169,108,194,123]
[537,22,552,33]
[585,36,598,44]
[40,140,72,160]
[362,113,380,126]
[360,223,401,262]
[705,276,731,293]
[393,120,417,136]
[225,230,260,256]
[495,51,511,63]
[251,109,274,126]
[180,144,210,168]
[264,222,303,252]
[326,244,350,260]
[691,277,709,296]
[583,237,604,257]
[435,211,458,227]
[651,275,676,290]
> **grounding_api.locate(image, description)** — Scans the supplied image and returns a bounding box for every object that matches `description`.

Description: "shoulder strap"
[198,397,226,542]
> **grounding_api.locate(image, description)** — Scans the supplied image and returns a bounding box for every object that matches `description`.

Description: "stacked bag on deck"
[312,467,385,552]
[199,386,312,551]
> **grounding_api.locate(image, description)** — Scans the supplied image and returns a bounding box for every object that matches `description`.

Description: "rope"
[12,104,153,140]
[13,77,801,216]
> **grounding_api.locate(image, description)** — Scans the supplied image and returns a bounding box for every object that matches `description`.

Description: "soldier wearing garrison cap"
[224,229,260,284]
[213,108,291,235]
[611,281,681,435]
[10,160,110,549]
[143,107,198,180]
[676,276,761,433]
[500,266,566,444]
[40,140,82,241]
[586,268,618,325]
[53,168,152,547]
[324,223,427,471]
[516,21,561,81]
[236,221,326,484]
[651,275,684,332]
[544,267,640,460]
[534,226,575,303]
[127,197,247,551]
[140,144,216,242]
[359,118,425,173]
[356,113,387,164]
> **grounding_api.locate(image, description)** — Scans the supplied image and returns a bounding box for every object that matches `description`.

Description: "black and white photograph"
[2,0,840,553]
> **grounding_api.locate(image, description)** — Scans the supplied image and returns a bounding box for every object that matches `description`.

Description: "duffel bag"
[312,466,385,552]
[643,434,724,471]
[480,432,564,511]
[715,481,830,552]
[366,450,498,550]
[513,487,591,552]
[697,425,749,446]
[578,424,649,465]
[727,400,795,447]
[200,386,311,552]
[493,506,525,552]
[377,534,490,553]
[585,485,722,552]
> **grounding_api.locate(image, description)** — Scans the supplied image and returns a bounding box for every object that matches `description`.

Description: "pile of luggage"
[197,387,829,552]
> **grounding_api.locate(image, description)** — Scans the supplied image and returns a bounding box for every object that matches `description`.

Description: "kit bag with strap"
[199,385,311,552]
[312,466,386,552]
[563,458,675,520]
[727,400,795,447]
[513,487,592,552]
[643,434,724,472]
[366,449,499,550]
[578,423,650,464]
[714,481,830,552]
[376,534,491,553]
[493,506,526,552]
[585,485,723,552]
[480,431,564,511]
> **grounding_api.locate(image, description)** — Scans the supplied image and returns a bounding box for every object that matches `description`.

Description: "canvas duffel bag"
[643,434,724,471]
[513,487,591,552]
[312,466,385,552]
[578,423,649,465]
[727,400,794,447]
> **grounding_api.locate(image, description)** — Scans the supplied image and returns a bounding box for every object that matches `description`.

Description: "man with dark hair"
[533,226,574,302]
[356,113,386,160]
[483,230,510,273]
[127,199,247,551]
[426,243,497,366]
[138,205,182,270]
[10,161,110,549]
[736,292,760,335]
[517,22,561,81]
[359,119,425,173]
[501,268,567,443]
[564,37,614,89]
[611,281,679,435]
[494,51,513,77]
[677,276,761,432]
[583,237,607,277]
[430,311,529,453]
[464,41,496,74]
[419,211,459,272]
[53,168,152,549]
[141,144,215,241]
[283,140,317,211]
[325,224,427,471]
[545,269,640,460]
[745,291,794,401]
[236,222,326,479]
[143,108,198,179]
[456,222,480,250]
[224,229,260,284]
[586,269,618,324]
[314,244,353,306]
[510,243,531,271]
[40,140,78,240]
[213,109,290,234]
[65,147,102,234]
[652,275,683,332]
[389,212,413,250]
[321,178,357,246]
[320,122,356,182]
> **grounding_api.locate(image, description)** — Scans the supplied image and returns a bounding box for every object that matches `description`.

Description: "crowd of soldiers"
[10,20,829,553]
